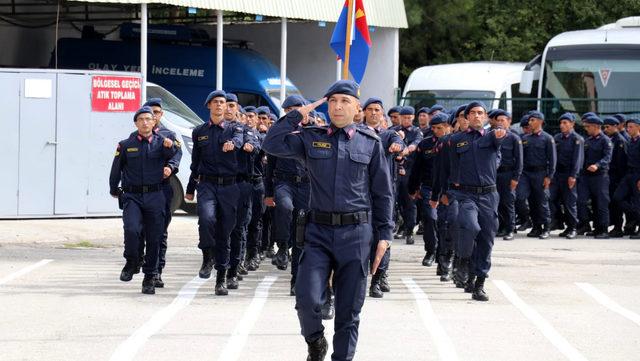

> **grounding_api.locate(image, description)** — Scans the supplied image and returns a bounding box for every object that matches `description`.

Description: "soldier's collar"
[209,118,226,128]
[327,124,356,139]
[136,133,154,143]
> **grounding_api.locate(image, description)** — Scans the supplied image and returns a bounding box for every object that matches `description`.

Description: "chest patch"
[456,141,469,148]
[126,147,139,152]
[313,141,332,149]
[522,140,528,145]
[198,135,209,141]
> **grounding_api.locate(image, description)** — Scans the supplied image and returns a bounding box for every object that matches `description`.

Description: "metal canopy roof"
[72,0,408,28]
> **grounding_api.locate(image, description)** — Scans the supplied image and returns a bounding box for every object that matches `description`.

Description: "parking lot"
[1,215,639,361]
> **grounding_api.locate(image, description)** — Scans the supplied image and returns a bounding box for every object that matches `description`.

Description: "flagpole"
[341,0,355,80]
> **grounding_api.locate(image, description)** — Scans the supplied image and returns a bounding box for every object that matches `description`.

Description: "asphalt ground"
[1,215,639,361]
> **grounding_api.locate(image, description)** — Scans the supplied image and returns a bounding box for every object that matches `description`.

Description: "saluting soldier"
[263,80,393,361]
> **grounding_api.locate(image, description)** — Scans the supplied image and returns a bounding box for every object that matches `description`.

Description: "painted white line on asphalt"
[576,282,640,327]
[109,276,207,361]
[0,259,53,286]
[402,277,459,361]
[493,280,588,361]
[217,276,278,361]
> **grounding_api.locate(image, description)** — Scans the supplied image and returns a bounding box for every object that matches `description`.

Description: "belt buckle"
[295,176,302,183]
[331,213,341,225]
[142,185,149,193]
[217,177,224,185]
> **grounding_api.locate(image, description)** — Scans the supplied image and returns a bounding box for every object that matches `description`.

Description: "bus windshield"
[542,46,640,116]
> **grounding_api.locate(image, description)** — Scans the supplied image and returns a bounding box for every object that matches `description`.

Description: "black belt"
[275,173,309,183]
[122,184,162,193]
[199,174,237,185]
[497,165,514,173]
[452,184,497,194]
[309,210,369,226]
[524,165,547,172]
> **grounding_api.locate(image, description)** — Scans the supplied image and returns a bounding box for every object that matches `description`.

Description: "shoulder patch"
[115,144,121,156]
[198,135,209,141]
[175,139,182,148]
[456,141,469,148]
[312,141,332,149]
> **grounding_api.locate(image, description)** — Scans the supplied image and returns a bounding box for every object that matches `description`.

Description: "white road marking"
[402,277,459,361]
[576,282,640,327]
[217,276,278,361]
[109,276,207,361]
[0,259,53,286]
[493,280,588,361]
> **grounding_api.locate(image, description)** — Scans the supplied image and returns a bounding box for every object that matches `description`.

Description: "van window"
[403,90,496,110]
[236,92,270,108]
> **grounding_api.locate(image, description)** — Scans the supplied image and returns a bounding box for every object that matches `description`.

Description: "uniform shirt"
[189,120,244,178]
[420,126,432,138]
[263,110,394,241]
[498,131,524,182]
[129,125,183,176]
[627,135,640,170]
[582,133,613,174]
[249,130,266,178]
[109,133,177,195]
[449,128,504,187]
[264,122,310,197]
[371,126,404,185]
[553,130,584,178]
[392,124,424,175]
[408,135,440,193]
[620,129,631,142]
[608,132,628,178]
[232,122,262,177]
[522,130,557,178]
[431,133,453,202]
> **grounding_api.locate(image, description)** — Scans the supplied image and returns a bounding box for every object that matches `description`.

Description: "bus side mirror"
[519,70,534,94]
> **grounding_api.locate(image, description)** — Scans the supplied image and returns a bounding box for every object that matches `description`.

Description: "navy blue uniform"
[550,131,583,230]
[246,131,267,264]
[613,135,640,227]
[431,133,459,262]
[517,130,556,229]
[449,128,503,278]
[409,135,441,256]
[608,132,628,230]
[393,125,423,235]
[263,111,393,361]
[109,133,177,275]
[230,123,262,274]
[578,133,613,231]
[188,120,244,271]
[496,131,523,233]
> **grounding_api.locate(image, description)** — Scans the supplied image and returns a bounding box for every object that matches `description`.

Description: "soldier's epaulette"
[356,127,381,141]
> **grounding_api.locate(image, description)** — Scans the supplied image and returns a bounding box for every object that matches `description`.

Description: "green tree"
[400,0,640,88]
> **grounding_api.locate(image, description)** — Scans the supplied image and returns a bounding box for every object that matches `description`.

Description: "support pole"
[140,3,148,102]
[341,0,354,80]
[280,17,287,111]
[216,9,223,90]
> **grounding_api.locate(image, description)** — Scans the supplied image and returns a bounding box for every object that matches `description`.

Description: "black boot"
[624,220,637,236]
[454,258,470,288]
[539,226,550,239]
[154,273,165,288]
[380,270,391,292]
[439,254,453,282]
[527,227,542,238]
[215,270,228,296]
[565,228,578,239]
[405,231,415,245]
[237,263,248,276]
[517,220,532,232]
[198,248,214,279]
[416,222,424,235]
[272,243,290,271]
[265,244,276,258]
[594,228,610,239]
[503,231,515,241]
[290,278,296,296]
[609,227,624,238]
[576,223,592,236]
[142,274,155,294]
[422,252,435,267]
[226,268,239,290]
[321,287,335,320]
[120,259,138,282]
[306,336,328,361]
[472,276,489,301]
[495,228,508,237]
[549,219,564,231]
[369,272,384,298]
[464,274,476,293]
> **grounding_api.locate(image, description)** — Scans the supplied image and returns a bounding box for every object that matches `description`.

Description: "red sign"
[91,76,141,112]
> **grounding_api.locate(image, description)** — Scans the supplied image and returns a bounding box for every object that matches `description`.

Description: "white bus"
[519,17,640,123]
[402,62,526,113]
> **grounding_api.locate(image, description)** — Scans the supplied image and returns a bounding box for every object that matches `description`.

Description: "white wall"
[221,22,399,107]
